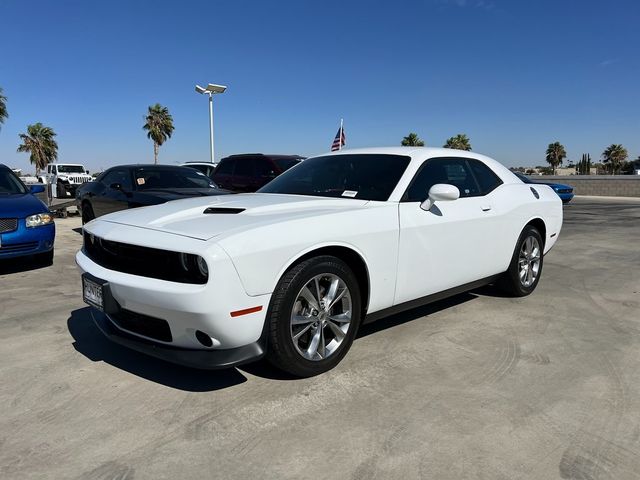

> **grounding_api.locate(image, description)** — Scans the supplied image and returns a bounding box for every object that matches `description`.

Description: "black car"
[212,153,303,192]
[76,165,229,223]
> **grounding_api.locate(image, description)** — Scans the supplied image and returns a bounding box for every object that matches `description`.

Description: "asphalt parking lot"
[1,196,639,479]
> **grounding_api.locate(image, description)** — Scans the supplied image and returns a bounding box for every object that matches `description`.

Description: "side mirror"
[30,184,45,194]
[420,184,460,211]
[85,169,90,174]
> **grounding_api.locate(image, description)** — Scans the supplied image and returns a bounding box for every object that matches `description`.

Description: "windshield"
[258,154,411,201]
[0,169,28,195]
[57,165,86,173]
[133,167,217,190]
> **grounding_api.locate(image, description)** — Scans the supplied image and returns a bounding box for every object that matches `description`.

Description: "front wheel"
[266,256,361,377]
[498,225,544,297]
[81,202,95,224]
[56,181,67,199]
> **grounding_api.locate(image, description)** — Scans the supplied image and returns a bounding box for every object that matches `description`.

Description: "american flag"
[331,123,346,151]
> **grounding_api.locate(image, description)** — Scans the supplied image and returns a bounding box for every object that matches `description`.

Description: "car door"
[94,169,133,216]
[230,158,256,192]
[394,157,505,304]
[212,159,235,190]
[253,157,277,190]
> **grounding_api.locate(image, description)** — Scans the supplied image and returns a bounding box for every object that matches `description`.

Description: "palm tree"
[545,141,567,175]
[143,103,174,164]
[443,134,472,151]
[0,87,8,131]
[401,132,425,146]
[601,144,628,175]
[17,123,58,175]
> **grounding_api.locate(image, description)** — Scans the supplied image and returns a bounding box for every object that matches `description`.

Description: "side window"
[403,157,482,202]
[234,159,254,177]
[215,159,234,175]
[101,169,132,190]
[254,158,274,177]
[467,159,503,195]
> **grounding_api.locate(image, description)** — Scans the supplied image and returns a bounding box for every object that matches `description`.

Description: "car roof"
[105,164,198,170]
[221,153,304,160]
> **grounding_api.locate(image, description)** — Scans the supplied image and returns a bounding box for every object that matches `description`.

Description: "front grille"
[0,218,18,233]
[68,176,90,184]
[0,241,39,254]
[83,232,206,284]
[109,309,172,342]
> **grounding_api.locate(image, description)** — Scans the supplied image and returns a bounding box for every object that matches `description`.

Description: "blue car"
[514,172,574,203]
[0,164,55,264]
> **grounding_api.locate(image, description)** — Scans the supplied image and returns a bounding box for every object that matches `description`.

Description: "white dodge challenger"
[77,147,562,377]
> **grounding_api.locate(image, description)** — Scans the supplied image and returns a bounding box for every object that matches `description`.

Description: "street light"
[195,83,227,163]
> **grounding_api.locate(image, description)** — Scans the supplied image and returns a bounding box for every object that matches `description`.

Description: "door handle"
[481,205,492,212]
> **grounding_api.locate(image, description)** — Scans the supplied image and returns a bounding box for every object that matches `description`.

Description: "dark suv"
[212,153,303,192]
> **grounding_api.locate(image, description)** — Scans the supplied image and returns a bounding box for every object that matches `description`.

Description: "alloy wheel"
[518,236,541,287]
[290,273,352,361]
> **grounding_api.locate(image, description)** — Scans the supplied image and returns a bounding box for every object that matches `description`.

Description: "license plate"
[83,277,104,311]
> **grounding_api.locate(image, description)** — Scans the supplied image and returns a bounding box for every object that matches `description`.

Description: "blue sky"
[1,0,638,172]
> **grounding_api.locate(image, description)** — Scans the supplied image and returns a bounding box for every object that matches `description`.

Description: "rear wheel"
[498,225,544,297]
[266,256,361,377]
[81,202,95,224]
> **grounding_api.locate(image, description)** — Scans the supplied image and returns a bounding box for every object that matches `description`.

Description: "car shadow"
[0,255,52,275]
[72,227,83,235]
[67,307,247,392]
[357,291,478,338]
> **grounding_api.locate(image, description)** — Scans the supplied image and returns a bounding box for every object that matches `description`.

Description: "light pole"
[195,83,227,163]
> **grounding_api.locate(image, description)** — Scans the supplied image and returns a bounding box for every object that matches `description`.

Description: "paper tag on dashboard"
[342,190,358,198]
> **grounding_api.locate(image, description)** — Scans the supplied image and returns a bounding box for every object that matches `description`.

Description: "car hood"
[0,193,48,218]
[97,193,371,240]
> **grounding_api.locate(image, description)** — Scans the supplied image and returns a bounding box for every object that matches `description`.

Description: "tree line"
[0,86,174,173]
[400,131,638,175]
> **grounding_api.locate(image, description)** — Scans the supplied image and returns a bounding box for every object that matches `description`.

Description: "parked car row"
[3,149,570,378]
[76,153,303,222]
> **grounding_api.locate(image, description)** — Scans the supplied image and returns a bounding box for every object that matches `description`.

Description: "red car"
[212,153,303,192]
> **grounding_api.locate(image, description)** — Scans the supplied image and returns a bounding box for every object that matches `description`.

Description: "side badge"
[530,187,539,199]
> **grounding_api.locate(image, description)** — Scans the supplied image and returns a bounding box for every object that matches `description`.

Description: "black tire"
[56,181,67,199]
[35,250,54,267]
[498,225,544,297]
[266,255,362,377]
[81,202,95,224]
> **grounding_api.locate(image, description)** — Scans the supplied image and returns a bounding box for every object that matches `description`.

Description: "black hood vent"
[203,207,245,214]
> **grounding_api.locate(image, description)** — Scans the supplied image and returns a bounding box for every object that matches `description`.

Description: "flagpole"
[339,118,343,151]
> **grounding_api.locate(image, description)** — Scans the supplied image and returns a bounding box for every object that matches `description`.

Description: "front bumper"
[91,308,265,369]
[0,220,55,259]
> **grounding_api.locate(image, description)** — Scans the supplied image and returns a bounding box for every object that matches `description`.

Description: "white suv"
[39,163,92,198]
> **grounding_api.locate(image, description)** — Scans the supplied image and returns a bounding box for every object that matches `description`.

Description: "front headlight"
[26,213,54,228]
[179,252,209,282]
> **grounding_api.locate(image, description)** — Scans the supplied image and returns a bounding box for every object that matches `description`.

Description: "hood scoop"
[203,207,245,214]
